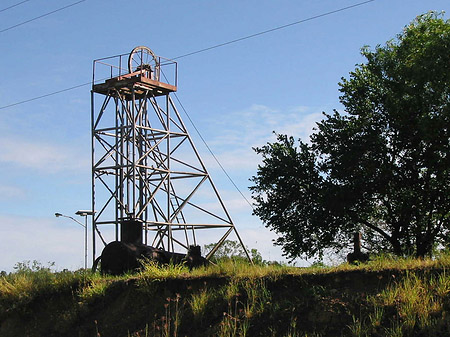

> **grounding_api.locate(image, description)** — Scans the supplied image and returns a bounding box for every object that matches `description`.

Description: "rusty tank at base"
[99,219,207,275]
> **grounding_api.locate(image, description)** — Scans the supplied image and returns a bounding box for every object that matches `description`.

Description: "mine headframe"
[90,46,250,269]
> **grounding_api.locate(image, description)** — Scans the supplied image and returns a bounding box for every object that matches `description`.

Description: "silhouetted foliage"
[250,12,450,259]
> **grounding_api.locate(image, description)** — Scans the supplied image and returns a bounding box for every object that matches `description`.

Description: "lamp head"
[55,212,62,217]
[76,210,95,216]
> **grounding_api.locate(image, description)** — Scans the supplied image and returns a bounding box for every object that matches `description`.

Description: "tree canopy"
[250,12,450,260]
[203,240,264,264]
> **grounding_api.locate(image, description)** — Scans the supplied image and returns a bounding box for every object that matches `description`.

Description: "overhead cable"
[0,0,375,110]
[0,0,86,33]
[173,93,256,211]
[173,0,375,60]
[0,82,91,109]
[0,0,375,212]
[0,0,32,13]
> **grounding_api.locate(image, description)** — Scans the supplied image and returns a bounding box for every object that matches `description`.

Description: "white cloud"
[0,104,322,273]
[0,137,89,174]
[203,147,259,171]
[0,184,26,200]
[0,215,86,272]
[0,214,303,273]
[225,104,322,144]
[198,104,325,174]
[228,226,308,266]
[189,197,251,222]
[223,196,253,214]
[276,111,323,142]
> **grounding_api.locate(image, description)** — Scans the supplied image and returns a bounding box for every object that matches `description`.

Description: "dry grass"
[3,254,450,336]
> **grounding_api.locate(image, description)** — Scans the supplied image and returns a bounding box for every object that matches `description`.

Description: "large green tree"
[250,12,450,259]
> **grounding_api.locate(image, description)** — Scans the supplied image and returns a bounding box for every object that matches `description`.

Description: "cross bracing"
[91,48,249,263]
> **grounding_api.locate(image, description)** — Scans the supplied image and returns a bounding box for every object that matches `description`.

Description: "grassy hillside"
[1,255,450,336]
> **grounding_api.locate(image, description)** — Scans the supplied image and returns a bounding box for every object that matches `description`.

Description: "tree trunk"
[390,238,403,256]
[415,235,433,258]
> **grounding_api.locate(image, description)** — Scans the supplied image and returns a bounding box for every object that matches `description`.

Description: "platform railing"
[92,52,177,88]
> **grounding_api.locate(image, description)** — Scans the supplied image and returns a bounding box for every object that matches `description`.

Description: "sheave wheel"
[128,46,158,74]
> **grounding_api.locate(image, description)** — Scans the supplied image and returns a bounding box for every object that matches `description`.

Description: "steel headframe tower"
[91,46,250,264]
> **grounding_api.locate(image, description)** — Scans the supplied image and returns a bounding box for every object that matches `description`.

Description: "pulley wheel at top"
[128,46,158,74]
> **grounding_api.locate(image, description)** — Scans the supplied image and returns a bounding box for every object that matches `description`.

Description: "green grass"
[3,254,450,336]
[348,271,450,336]
[0,261,86,310]
[189,286,212,322]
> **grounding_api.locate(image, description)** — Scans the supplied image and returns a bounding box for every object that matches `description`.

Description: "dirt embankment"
[0,268,446,336]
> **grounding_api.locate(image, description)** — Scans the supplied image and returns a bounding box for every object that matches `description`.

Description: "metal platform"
[92,72,177,99]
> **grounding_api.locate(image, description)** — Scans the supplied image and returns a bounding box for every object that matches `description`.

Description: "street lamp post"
[55,210,95,270]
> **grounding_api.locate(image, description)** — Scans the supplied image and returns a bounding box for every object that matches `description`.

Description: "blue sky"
[0,0,448,271]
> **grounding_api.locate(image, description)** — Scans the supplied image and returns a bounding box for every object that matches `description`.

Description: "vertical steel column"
[90,89,96,265]
[115,95,120,240]
[120,99,125,225]
[142,98,147,244]
[126,99,131,218]
[132,88,136,220]
[166,93,172,252]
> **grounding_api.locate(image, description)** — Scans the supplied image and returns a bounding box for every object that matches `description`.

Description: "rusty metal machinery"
[98,219,206,275]
[90,46,250,272]
[128,46,159,80]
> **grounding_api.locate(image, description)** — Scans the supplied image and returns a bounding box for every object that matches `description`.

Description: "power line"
[0,0,376,213]
[0,82,91,110]
[159,0,373,212]
[173,93,256,211]
[173,0,375,60]
[0,0,32,13]
[0,0,375,111]
[0,0,86,34]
